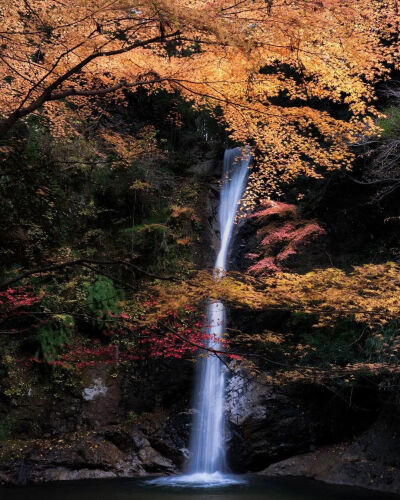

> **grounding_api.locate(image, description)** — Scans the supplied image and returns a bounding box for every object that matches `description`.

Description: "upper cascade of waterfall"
[215,147,251,272]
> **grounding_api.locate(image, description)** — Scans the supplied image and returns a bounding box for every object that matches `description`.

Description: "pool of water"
[0,476,398,500]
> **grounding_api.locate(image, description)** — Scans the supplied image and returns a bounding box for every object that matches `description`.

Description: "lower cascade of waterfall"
[149,147,250,487]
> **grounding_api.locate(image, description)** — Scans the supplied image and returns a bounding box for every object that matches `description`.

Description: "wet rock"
[259,403,400,494]
[81,369,121,428]
[37,468,118,481]
[0,354,194,485]
[0,425,178,484]
[187,158,216,177]
[262,442,400,494]
[82,378,108,401]
[225,371,379,473]
[16,460,32,485]
[226,373,314,471]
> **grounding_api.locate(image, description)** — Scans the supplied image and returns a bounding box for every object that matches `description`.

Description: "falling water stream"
[150,147,251,487]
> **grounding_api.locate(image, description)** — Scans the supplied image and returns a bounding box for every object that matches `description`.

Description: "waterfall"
[149,147,250,487]
[187,147,250,478]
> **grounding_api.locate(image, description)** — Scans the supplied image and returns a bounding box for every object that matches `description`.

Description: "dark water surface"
[0,476,398,500]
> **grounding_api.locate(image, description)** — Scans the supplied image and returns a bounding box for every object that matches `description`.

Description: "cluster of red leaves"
[59,342,118,369]
[0,287,41,333]
[11,293,241,369]
[248,256,281,273]
[249,200,297,219]
[18,342,119,370]
[0,287,41,316]
[138,308,213,358]
[247,200,325,275]
[17,357,68,368]
[136,306,240,360]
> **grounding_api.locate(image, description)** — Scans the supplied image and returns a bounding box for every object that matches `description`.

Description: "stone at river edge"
[0,426,177,484]
[225,369,400,495]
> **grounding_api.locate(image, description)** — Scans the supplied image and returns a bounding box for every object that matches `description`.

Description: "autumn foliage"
[1,1,400,384]
[0,287,41,332]
[247,200,326,274]
[0,0,399,193]
[0,285,234,369]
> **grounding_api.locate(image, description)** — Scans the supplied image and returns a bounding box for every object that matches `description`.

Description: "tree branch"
[49,78,167,101]
[0,258,177,290]
[0,31,180,139]
[348,175,400,186]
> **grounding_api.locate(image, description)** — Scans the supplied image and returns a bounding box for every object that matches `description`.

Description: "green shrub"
[85,275,122,330]
[37,314,74,361]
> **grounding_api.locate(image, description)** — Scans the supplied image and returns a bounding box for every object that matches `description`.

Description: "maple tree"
[1,0,400,383]
[247,200,326,274]
[141,262,400,380]
[0,279,231,369]
[146,263,400,330]
[0,0,399,192]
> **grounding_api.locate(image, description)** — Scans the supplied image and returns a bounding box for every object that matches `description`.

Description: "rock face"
[225,371,380,473]
[81,370,122,428]
[226,373,313,471]
[0,424,184,484]
[0,362,193,484]
[0,155,216,486]
[225,370,400,494]
[261,403,400,494]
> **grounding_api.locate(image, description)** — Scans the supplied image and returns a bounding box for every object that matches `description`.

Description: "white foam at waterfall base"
[147,147,250,488]
[147,472,246,488]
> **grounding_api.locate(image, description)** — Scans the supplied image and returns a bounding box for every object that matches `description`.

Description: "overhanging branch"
[0,30,181,139]
[0,258,177,290]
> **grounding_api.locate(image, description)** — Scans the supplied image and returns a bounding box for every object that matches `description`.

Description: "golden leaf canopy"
[0,0,399,189]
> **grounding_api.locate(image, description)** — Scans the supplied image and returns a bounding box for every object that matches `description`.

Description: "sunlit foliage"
[0,0,399,193]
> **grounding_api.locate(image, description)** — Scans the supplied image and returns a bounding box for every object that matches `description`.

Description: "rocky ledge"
[1,364,400,495]
[261,404,400,495]
[0,420,190,484]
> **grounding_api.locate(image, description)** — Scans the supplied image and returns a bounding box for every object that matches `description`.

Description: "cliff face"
[2,357,399,494]
[261,403,400,494]
[225,371,400,494]
[0,154,219,486]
